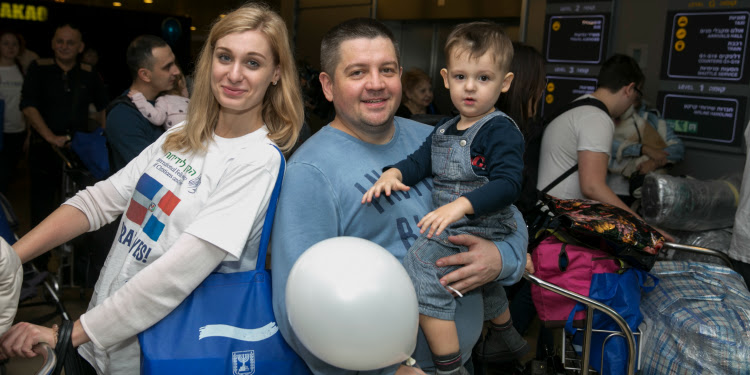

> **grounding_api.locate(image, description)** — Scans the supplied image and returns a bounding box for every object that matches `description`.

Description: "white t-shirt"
[0,65,24,134]
[78,124,281,374]
[537,95,613,199]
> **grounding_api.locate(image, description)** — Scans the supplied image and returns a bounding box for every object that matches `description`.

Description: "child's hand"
[361,168,410,204]
[127,90,140,98]
[418,197,473,238]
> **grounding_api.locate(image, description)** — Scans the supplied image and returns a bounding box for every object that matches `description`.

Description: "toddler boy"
[362,21,528,374]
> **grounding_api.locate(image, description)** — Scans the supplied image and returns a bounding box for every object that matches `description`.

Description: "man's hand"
[435,234,502,296]
[46,135,69,148]
[361,168,409,204]
[641,145,669,166]
[418,197,472,238]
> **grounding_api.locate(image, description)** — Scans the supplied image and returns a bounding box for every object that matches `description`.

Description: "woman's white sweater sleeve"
[63,180,129,231]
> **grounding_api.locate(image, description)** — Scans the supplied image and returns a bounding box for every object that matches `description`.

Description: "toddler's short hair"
[444,21,513,73]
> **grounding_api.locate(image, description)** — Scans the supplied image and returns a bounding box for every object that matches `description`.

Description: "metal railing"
[662,242,734,269]
[523,272,637,375]
[32,343,56,375]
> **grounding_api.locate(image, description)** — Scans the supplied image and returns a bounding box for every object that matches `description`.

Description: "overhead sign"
[546,15,607,64]
[659,91,746,147]
[541,75,598,117]
[0,2,48,21]
[662,10,750,82]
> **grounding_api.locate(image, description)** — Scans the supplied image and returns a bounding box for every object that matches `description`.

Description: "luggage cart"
[524,242,734,375]
[32,343,56,375]
[524,272,637,375]
[51,146,99,293]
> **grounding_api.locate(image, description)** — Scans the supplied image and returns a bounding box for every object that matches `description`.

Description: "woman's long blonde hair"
[163,2,303,154]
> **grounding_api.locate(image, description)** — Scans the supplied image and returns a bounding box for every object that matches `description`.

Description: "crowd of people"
[0,2,726,375]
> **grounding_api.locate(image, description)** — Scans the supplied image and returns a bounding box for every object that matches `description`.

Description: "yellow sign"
[545,94,554,104]
[552,21,561,31]
[0,3,48,21]
[675,40,686,51]
[677,16,688,27]
[547,82,555,92]
[676,28,687,39]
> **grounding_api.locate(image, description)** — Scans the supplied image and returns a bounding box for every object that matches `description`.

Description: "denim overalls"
[403,111,520,320]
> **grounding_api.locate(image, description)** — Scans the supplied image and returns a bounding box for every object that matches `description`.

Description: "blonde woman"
[0,3,303,374]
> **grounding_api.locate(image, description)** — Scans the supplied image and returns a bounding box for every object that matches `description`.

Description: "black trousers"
[0,132,26,194]
[29,139,63,270]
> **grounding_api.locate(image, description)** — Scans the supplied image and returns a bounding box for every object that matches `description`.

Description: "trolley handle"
[662,242,734,269]
[32,342,56,375]
[523,272,637,375]
[51,145,74,170]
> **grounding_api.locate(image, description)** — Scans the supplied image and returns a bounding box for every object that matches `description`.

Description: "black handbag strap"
[254,145,285,271]
[53,319,90,375]
[540,164,579,194]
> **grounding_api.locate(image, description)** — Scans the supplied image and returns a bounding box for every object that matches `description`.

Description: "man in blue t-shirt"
[271,18,528,375]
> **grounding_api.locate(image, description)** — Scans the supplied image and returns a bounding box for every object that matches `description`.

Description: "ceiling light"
[144,0,153,3]
[219,14,226,18]
[190,26,196,31]
[113,1,121,6]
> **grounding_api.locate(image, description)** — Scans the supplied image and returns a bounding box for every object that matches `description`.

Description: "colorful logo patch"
[125,173,181,241]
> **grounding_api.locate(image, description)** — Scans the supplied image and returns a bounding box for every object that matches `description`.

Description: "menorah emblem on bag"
[232,350,255,375]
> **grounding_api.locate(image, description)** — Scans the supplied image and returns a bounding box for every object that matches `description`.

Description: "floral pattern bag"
[530,194,664,271]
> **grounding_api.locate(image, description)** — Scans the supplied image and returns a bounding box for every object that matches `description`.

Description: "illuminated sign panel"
[0,3,48,21]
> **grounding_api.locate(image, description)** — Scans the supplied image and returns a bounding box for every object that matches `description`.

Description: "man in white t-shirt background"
[537,54,672,241]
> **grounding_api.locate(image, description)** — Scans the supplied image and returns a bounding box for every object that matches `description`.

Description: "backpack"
[516,97,610,216]
[104,95,138,175]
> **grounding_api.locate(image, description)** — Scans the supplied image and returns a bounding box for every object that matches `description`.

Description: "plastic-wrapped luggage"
[640,261,750,375]
[641,174,740,231]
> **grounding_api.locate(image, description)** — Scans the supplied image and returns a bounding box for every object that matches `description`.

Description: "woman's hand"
[637,159,660,174]
[641,145,669,166]
[654,226,675,243]
[0,322,56,360]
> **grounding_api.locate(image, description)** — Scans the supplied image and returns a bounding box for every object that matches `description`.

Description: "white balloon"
[285,236,419,371]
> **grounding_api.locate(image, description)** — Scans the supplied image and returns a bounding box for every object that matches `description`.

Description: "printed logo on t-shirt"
[125,173,181,241]
[154,151,201,186]
[188,175,202,194]
[471,155,486,169]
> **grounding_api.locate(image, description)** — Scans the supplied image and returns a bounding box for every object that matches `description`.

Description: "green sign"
[668,119,699,134]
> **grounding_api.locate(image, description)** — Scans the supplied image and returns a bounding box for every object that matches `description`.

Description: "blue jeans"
[404,234,509,320]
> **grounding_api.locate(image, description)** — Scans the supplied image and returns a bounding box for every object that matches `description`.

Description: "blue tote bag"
[565,268,658,375]
[71,127,110,180]
[139,146,311,374]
